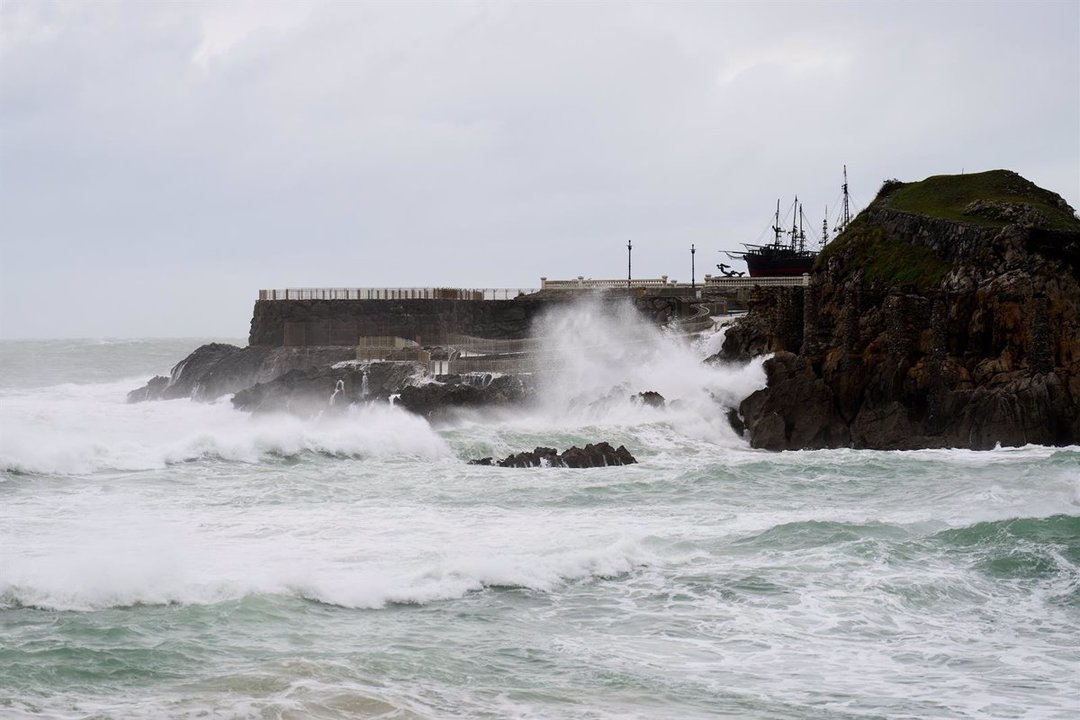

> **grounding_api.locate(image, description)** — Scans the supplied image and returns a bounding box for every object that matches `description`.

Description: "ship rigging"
[719,166,855,278]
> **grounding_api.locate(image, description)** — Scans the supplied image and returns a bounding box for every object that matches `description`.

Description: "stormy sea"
[2,305,1078,719]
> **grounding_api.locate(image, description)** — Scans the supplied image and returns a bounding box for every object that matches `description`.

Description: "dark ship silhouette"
[721,167,853,278]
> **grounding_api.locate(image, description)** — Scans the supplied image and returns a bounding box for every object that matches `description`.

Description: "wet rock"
[161,343,251,400]
[560,442,637,468]
[231,361,426,415]
[472,442,637,468]
[126,375,169,403]
[634,391,666,408]
[739,352,851,451]
[725,407,745,437]
[397,374,534,419]
[129,343,358,402]
[498,447,561,468]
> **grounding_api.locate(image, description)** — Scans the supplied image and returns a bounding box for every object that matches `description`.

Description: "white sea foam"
[0,379,450,475]
[0,510,652,611]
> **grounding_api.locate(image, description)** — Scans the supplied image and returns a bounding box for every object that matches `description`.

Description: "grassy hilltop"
[880,169,1080,231]
[816,169,1080,289]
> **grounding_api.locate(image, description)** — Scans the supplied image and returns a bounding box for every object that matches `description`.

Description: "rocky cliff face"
[721,170,1080,450]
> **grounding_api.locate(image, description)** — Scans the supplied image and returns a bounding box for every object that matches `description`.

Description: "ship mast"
[839,165,852,233]
[797,202,806,252]
[771,198,783,249]
[790,196,799,251]
[821,206,828,248]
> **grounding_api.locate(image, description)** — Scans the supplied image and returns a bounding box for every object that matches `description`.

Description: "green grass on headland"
[815,170,1079,290]
[881,170,1080,231]
[816,216,951,290]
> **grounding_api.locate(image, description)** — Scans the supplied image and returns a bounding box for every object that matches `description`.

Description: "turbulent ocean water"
[2,308,1078,719]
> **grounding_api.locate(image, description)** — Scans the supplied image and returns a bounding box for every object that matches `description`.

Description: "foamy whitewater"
[1,305,1078,719]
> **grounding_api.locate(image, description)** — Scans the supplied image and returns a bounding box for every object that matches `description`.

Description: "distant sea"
[2,310,1078,719]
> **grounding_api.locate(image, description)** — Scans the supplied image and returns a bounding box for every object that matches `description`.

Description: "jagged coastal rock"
[231,361,428,415]
[128,340,536,419]
[469,442,637,468]
[127,344,357,402]
[396,374,534,420]
[723,170,1080,450]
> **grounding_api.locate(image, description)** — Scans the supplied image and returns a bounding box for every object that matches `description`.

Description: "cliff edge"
[721,169,1080,450]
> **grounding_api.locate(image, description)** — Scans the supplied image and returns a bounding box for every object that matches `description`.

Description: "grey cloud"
[1,0,1077,337]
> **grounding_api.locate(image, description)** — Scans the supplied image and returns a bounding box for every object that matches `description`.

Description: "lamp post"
[691,243,696,289]
[627,240,632,289]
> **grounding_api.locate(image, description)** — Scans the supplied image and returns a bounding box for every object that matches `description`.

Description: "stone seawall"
[248,293,694,346]
[248,298,556,346]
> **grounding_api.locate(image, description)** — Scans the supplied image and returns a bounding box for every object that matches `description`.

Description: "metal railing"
[259,287,538,301]
[540,275,676,290]
[258,275,807,302]
[540,273,809,290]
[702,274,809,288]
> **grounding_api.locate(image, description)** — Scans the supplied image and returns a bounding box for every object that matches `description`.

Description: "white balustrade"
[258,287,539,301]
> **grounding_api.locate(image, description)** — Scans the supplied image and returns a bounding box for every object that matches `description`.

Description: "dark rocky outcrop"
[396,374,534,420]
[470,442,637,468]
[231,361,426,415]
[227,362,537,419]
[723,170,1080,450]
[560,442,638,468]
[127,344,357,402]
[159,343,251,400]
[126,375,169,403]
[634,391,666,408]
[126,339,538,419]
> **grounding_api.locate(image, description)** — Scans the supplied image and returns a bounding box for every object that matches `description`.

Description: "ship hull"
[743,250,816,277]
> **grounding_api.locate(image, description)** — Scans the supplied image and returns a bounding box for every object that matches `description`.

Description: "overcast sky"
[2,0,1077,338]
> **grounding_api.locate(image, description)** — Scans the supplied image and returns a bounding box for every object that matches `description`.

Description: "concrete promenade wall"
[247,292,710,347]
[248,297,563,346]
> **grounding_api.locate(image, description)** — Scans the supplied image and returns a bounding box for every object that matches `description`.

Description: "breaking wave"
[0,381,450,475]
[0,536,651,612]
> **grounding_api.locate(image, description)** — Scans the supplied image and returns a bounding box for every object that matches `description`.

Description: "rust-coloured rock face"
[723,171,1080,450]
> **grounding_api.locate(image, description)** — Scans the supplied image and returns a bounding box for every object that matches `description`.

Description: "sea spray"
[522,296,765,442]
[329,379,345,406]
[0,380,451,475]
